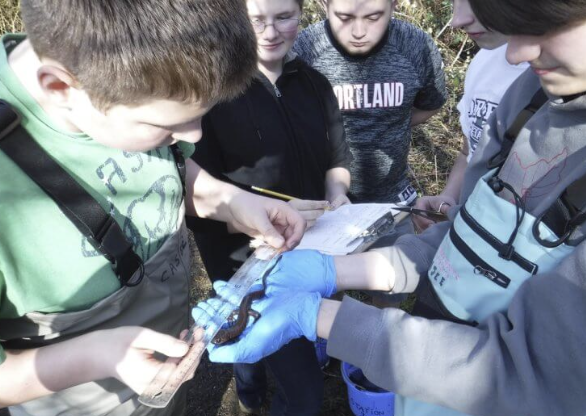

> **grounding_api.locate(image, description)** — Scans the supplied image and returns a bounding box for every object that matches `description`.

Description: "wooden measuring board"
[138,245,283,408]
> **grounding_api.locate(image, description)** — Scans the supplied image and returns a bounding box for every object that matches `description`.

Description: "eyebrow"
[334,10,385,17]
[364,11,384,18]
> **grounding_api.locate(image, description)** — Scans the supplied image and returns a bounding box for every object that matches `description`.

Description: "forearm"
[185,158,243,222]
[440,149,468,203]
[368,219,452,293]
[327,262,586,416]
[324,167,350,202]
[316,298,342,339]
[0,332,107,406]
[334,252,395,292]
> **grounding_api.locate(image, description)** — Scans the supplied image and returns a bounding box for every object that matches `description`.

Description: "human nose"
[171,124,203,144]
[506,35,540,65]
[451,0,474,29]
[351,19,366,39]
[262,22,280,40]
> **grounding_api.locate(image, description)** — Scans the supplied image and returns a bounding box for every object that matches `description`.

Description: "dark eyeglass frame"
[251,17,301,34]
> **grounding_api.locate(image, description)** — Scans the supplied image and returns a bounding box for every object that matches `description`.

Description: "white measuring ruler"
[138,244,283,408]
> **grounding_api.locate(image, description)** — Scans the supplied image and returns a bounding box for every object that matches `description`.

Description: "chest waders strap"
[412,90,549,324]
[484,88,586,245]
[533,175,586,247]
[0,100,144,287]
[487,88,548,170]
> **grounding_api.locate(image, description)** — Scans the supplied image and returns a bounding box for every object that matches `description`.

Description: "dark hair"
[21,0,258,109]
[470,0,586,36]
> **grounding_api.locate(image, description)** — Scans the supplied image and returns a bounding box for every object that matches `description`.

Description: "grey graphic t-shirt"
[294,19,447,203]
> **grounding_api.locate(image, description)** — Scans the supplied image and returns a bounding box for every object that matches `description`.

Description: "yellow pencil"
[251,186,296,201]
[251,186,333,210]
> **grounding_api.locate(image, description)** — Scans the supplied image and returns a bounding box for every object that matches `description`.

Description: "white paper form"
[294,203,403,255]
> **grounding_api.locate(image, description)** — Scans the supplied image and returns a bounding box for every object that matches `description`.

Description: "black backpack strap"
[533,172,586,247]
[0,100,144,286]
[488,88,549,169]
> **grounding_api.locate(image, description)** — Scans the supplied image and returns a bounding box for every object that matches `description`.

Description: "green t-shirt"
[0,35,194,359]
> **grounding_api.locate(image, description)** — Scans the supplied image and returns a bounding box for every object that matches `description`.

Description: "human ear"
[36,65,78,110]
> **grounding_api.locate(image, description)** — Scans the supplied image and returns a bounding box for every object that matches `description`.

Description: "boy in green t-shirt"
[0,1,305,415]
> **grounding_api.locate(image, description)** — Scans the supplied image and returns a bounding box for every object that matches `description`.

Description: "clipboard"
[294,203,408,255]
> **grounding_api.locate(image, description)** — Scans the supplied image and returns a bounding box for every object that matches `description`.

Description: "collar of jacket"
[254,54,305,90]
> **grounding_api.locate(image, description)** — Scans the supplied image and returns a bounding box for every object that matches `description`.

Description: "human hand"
[229,192,306,249]
[329,194,351,210]
[264,250,337,298]
[288,199,330,228]
[412,195,455,232]
[192,287,321,364]
[101,326,204,394]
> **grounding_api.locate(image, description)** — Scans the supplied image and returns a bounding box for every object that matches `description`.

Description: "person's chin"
[259,48,286,61]
[475,39,500,51]
[344,44,374,56]
[538,73,579,97]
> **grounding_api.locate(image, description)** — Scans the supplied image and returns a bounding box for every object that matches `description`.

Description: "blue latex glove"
[265,250,337,298]
[192,281,321,363]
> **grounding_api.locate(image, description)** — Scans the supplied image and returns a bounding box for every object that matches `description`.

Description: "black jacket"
[188,57,352,279]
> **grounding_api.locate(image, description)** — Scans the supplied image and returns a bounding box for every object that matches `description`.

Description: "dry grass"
[0,0,22,34]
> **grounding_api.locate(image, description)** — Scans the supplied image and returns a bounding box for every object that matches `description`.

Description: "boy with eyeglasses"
[187,0,351,414]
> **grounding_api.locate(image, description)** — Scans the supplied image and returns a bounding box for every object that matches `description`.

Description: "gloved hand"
[191,282,321,364]
[265,250,337,298]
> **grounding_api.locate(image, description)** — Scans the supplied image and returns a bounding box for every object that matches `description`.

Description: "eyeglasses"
[251,18,300,34]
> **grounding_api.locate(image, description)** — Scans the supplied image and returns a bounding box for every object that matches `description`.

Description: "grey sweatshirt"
[328,70,586,416]
[294,20,446,204]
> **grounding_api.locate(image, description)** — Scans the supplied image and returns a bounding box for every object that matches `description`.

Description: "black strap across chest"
[487,88,549,170]
[0,100,184,286]
[486,89,586,245]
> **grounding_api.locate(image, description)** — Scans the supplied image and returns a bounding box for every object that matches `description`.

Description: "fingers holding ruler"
[138,244,284,408]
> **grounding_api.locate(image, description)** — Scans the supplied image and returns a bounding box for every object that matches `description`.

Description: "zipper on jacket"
[273,84,282,98]
[449,226,511,288]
